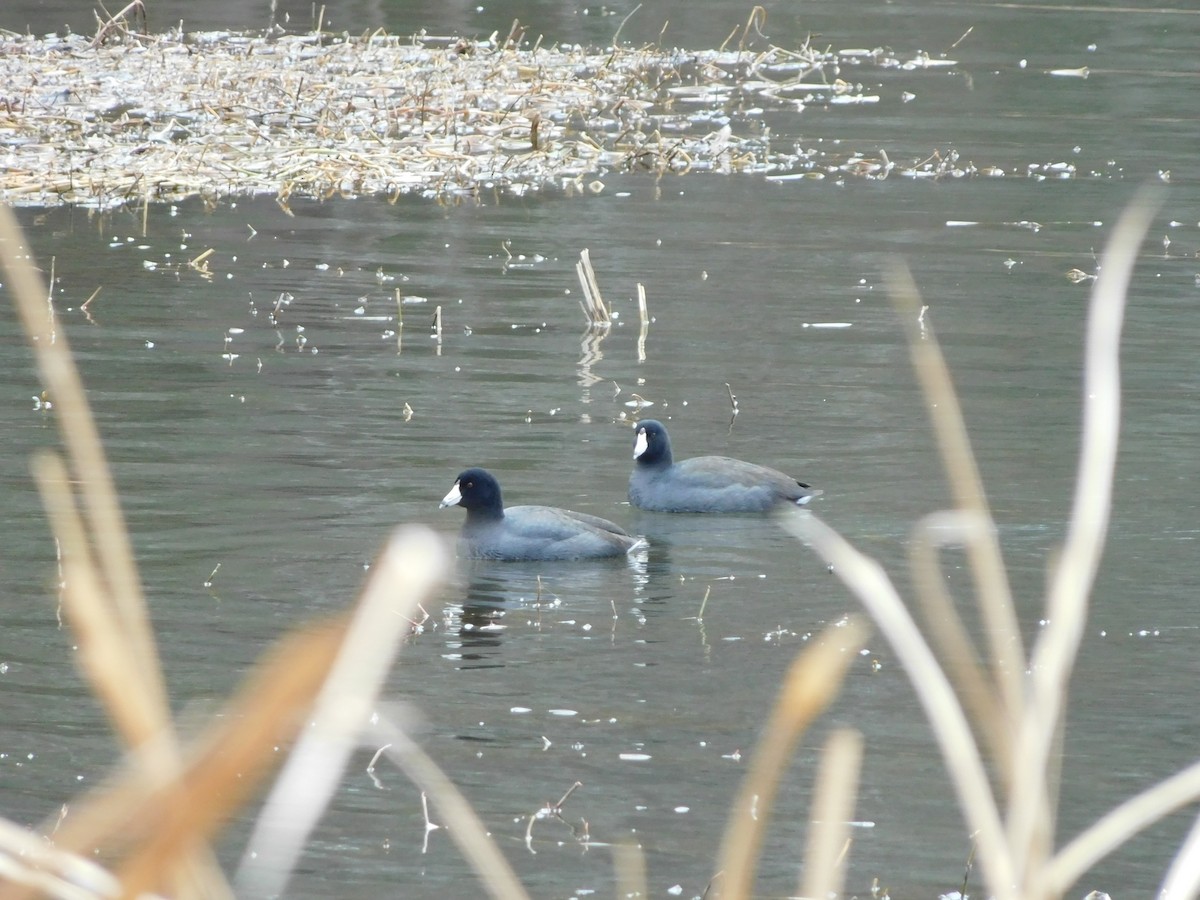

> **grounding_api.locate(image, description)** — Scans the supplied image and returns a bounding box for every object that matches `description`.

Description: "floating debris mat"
[0,28,1015,210]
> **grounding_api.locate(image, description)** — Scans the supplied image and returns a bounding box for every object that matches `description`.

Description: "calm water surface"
[2,1,1199,898]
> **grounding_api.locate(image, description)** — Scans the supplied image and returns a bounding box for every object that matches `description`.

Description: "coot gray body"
[442,468,646,560]
[629,420,820,513]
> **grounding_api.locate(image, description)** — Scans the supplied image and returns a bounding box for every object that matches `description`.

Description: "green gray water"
[3,1,1199,897]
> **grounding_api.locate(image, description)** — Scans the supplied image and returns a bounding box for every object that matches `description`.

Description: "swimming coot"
[441,467,646,560]
[629,420,821,513]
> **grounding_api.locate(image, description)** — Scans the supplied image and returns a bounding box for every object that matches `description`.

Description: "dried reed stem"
[235,525,449,897]
[34,617,346,891]
[779,511,1018,898]
[1046,758,1200,895]
[1,203,231,900]
[714,617,868,899]
[575,248,611,327]
[613,839,649,900]
[782,189,1168,900]
[372,716,531,900]
[1009,185,1164,888]
[887,261,1024,737]
[909,511,1010,771]
[1156,805,1200,899]
[800,727,862,900]
[636,282,649,362]
[0,818,119,899]
[115,619,349,895]
[0,204,166,721]
[30,453,167,752]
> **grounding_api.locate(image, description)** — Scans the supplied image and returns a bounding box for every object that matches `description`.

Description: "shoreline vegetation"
[1,17,1028,212]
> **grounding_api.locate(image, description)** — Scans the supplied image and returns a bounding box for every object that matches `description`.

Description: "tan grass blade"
[714,617,868,900]
[1008,186,1164,883]
[1,204,230,899]
[800,727,863,900]
[235,525,449,896]
[374,716,532,900]
[779,510,1018,899]
[886,262,1024,739]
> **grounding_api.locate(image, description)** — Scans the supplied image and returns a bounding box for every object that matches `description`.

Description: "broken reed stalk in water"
[713,618,868,900]
[784,187,1200,900]
[575,248,611,327]
[636,282,649,361]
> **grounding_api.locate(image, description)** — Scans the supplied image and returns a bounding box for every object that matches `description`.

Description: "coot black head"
[633,419,673,467]
[440,467,504,520]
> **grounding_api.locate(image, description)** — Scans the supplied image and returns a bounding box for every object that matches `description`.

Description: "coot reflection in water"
[445,554,651,668]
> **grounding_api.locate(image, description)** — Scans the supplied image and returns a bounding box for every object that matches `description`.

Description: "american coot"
[629,419,822,513]
[440,467,647,561]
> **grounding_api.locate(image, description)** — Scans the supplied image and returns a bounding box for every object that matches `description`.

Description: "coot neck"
[640,440,673,469]
[465,505,505,524]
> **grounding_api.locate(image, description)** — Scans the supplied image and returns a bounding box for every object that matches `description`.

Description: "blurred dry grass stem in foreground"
[0,206,490,899]
[0,202,230,899]
[6,185,1199,900]
[714,618,868,900]
[783,186,1200,899]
